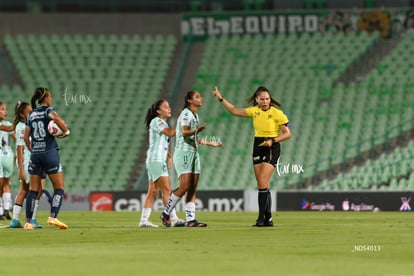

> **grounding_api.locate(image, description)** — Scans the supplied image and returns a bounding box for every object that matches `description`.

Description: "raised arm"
[212,86,248,117]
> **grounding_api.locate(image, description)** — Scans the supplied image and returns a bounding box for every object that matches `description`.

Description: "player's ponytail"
[145,100,165,129]
[14,101,30,127]
[31,87,48,109]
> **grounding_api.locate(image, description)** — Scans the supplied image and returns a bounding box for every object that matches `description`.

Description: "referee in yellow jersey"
[213,86,291,227]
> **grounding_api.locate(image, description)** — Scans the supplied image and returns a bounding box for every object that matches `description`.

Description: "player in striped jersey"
[213,86,291,227]
[139,100,185,227]
[0,102,16,220]
[161,91,222,227]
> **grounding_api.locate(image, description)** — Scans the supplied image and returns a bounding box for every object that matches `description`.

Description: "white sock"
[32,200,39,220]
[185,202,196,222]
[3,192,12,210]
[170,208,178,220]
[13,205,22,220]
[0,198,3,215]
[140,208,151,222]
[164,193,181,215]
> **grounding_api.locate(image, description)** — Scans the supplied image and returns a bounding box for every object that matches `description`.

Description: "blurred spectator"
[404,9,414,33]
[356,8,391,38]
[389,8,405,36]
[320,10,354,34]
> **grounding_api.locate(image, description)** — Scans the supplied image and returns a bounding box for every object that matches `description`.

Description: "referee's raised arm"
[212,86,248,117]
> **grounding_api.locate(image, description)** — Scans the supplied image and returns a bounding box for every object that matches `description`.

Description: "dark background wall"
[0,13,181,37]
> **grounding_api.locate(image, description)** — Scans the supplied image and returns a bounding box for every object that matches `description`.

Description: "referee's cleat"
[253,219,274,227]
[48,217,68,229]
[185,220,207,227]
[160,212,171,227]
[264,219,274,227]
[9,219,23,228]
[252,220,265,227]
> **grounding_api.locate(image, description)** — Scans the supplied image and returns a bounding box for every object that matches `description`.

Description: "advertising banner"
[89,190,245,212]
[181,8,412,40]
[37,192,90,211]
[277,191,413,211]
[87,190,413,212]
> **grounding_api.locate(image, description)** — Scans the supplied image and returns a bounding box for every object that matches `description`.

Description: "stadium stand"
[1,34,177,191]
[0,9,412,192]
[316,140,414,190]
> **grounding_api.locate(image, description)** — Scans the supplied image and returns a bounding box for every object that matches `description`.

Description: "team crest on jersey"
[268,114,273,119]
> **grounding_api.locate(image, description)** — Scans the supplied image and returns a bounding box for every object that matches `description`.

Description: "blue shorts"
[28,149,63,176]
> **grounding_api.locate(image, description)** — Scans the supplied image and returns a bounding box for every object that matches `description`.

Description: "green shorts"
[0,150,14,178]
[146,160,168,182]
[173,150,200,177]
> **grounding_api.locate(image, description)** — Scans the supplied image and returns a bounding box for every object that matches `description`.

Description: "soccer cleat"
[185,220,207,227]
[138,221,159,228]
[24,223,34,230]
[252,220,265,227]
[160,212,171,227]
[47,217,68,229]
[253,219,274,227]
[31,219,43,228]
[9,219,23,228]
[4,210,11,220]
[171,218,185,227]
[264,218,274,227]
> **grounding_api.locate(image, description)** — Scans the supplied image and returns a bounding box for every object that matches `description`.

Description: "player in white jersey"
[139,100,185,227]
[9,101,51,228]
[161,91,222,227]
[0,102,16,220]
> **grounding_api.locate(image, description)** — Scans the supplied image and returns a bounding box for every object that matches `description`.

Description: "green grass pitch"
[1,211,413,276]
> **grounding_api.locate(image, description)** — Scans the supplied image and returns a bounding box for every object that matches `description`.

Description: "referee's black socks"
[258,189,268,222]
[264,190,272,221]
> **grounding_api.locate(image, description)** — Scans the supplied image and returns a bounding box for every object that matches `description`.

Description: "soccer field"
[1,211,413,276]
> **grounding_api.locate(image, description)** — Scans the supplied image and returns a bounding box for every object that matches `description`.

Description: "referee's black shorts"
[252,137,280,167]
